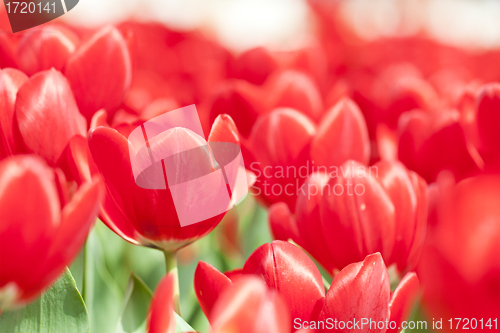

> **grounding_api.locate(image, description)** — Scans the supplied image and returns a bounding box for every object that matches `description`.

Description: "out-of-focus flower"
[195,240,324,326]
[0,155,103,310]
[249,97,370,211]
[65,25,132,122]
[16,24,79,76]
[270,160,427,274]
[397,108,482,183]
[210,276,291,333]
[418,175,500,329]
[87,114,239,252]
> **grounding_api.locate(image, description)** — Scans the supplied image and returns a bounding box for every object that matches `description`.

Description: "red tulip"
[65,25,132,122]
[147,273,176,333]
[475,83,500,169]
[15,69,87,164]
[210,276,291,333]
[418,175,500,326]
[271,160,427,274]
[377,161,427,271]
[0,155,103,309]
[17,24,79,76]
[87,113,239,251]
[195,241,325,328]
[194,261,233,318]
[0,68,28,158]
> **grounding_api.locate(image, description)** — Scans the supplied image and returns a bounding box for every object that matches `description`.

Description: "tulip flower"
[16,24,79,76]
[210,276,291,333]
[418,175,500,325]
[5,68,92,184]
[195,240,325,326]
[87,113,240,254]
[0,155,103,310]
[316,253,419,333]
[197,249,419,333]
[65,25,132,122]
[270,159,427,274]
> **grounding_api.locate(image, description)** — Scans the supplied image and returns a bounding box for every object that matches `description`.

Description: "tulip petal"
[476,83,500,153]
[0,156,61,303]
[268,202,301,244]
[243,241,325,323]
[87,126,140,244]
[208,114,240,146]
[15,69,87,164]
[387,272,420,333]
[321,253,391,333]
[320,160,396,269]
[311,98,370,168]
[266,70,323,122]
[210,276,291,333]
[295,172,336,274]
[0,68,28,158]
[65,26,132,121]
[208,80,264,138]
[17,25,79,76]
[249,108,316,210]
[194,261,232,319]
[147,273,176,333]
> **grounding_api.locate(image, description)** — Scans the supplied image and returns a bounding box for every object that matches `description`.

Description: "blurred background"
[63,0,500,51]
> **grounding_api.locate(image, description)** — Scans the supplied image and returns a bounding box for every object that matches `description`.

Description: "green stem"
[163,250,181,315]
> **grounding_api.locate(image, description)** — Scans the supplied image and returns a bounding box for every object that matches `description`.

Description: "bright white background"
[62,0,500,51]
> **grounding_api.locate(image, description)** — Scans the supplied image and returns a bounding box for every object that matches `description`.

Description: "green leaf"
[0,268,89,333]
[115,273,195,333]
[174,312,195,333]
[84,227,124,333]
[115,274,152,333]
